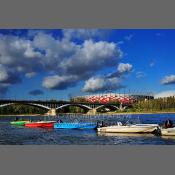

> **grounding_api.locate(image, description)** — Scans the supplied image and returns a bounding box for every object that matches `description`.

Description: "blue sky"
[0,29,175,100]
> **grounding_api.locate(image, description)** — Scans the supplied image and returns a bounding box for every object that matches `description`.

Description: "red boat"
[25,121,55,128]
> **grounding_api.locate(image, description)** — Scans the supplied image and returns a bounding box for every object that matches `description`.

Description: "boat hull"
[97,124,159,133]
[97,132,155,137]
[10,121,30,126]
[161,128,175,136]
[25,121,55,128]
[54,122,97,129]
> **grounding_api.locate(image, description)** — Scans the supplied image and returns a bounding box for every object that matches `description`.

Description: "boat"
[161,127,175,136]
[10,121,31,126]
[25,121,56,128]
[160,119,175,136]
[54,122,97,129]
[97,122,159,133]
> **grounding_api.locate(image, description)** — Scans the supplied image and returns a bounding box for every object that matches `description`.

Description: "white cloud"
[0,34,43,94]
[0,34,43,72]
[136,71,146,79]
[25,72,37,78]
[155,90,175,98]
[82,77,106,92]
[0,64,9,82]
[42,75,78,90]
[161,75,175,85]
[82,62,133,93]
[82,76,123,93]
[0,30,125,94]
[107,63,133,79]
[0,64,21,95]
[63,29,101,40]
[60,40,122,75]
[0,64,21,84]
[117,63,132,74]
[40,38,122,90]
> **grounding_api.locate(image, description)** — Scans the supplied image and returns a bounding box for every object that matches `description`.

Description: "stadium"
[76,93,154,105]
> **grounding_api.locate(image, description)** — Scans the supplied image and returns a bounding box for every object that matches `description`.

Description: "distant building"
[74,93,154,104]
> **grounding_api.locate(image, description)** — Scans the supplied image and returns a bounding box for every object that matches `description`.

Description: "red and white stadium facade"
[80,93,154,105]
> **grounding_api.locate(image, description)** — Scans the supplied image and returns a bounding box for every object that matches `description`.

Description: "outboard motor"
[97,121,104,128]
[152,126,161,136]
[164,119,173,129]
[57,119,63,123]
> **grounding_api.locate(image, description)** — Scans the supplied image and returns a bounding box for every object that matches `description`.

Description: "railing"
[0,99,123,106]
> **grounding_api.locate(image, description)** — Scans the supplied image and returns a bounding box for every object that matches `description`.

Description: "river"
[1,113,175,145]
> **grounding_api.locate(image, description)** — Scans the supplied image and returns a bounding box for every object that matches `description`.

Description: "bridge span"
[0,99,129,116]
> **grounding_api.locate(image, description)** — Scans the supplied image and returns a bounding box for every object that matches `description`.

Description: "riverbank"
[96,111,175,115]
[0,111,175,116]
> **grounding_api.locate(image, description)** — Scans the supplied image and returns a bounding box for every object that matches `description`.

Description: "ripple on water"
[0,114,175,145]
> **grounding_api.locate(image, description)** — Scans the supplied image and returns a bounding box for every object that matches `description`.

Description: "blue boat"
[54,122,97,129]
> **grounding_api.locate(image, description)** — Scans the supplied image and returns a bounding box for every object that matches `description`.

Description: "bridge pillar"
[47,108,57,116]
[119,103,123,111]
[118,103,127,111]
[87,108,97,115]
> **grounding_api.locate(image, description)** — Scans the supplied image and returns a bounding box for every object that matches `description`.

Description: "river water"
[1,113,175,145]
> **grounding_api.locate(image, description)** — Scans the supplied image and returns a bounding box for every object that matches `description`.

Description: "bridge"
[0,99,129,116]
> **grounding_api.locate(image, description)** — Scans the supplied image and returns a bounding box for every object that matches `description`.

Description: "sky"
[0,29,175,100]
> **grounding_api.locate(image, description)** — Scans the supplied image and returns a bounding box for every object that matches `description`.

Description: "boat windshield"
[117,122,123,126]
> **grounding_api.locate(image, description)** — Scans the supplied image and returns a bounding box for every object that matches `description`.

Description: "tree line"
[0,104,47,115]
[129,96,175,112]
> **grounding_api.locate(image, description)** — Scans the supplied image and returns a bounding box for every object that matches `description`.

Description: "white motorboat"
[97,122,159,133]
[160,119,175,136]
[161,127,175,136]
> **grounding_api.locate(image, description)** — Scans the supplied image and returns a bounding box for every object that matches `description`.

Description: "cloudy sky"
[0,29,175,99]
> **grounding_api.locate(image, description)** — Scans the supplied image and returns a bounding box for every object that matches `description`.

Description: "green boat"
[10,121,30,126]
